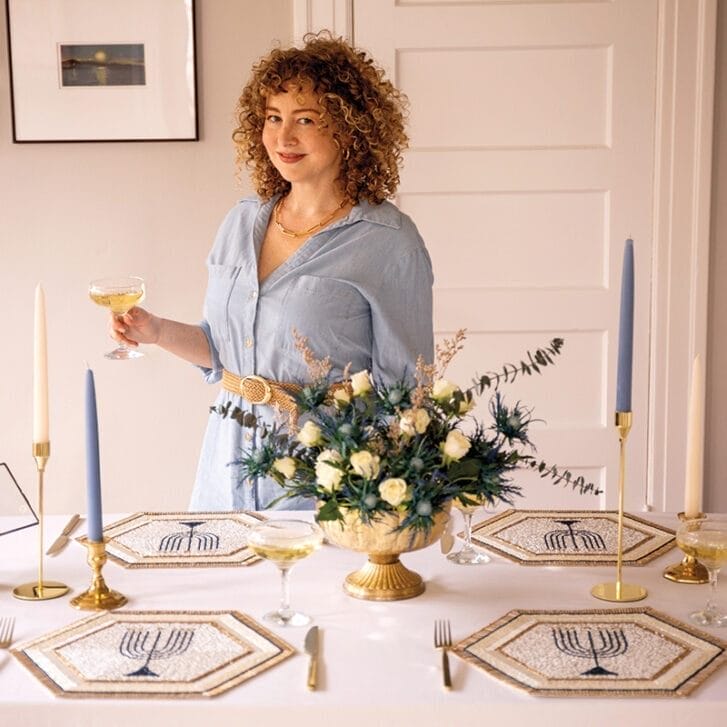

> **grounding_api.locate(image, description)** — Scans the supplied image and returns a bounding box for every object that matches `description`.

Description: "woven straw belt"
[221,370,302,417]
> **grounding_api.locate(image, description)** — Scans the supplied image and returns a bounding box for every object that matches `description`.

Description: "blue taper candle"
[615,239,634,412]
[85,367,103,542]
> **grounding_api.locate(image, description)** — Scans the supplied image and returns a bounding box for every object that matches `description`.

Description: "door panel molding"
[294,0,353,41]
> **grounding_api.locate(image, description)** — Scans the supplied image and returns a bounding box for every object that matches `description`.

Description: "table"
[1,513,726,727]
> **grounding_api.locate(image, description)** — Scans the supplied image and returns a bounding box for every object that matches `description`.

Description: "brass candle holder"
[663,512,709,584]
[592,411,648,602]
[13,442,70,601]
[70,539,127,611]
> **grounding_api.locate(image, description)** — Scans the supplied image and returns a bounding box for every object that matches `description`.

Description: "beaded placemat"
[452,607,726,697]
[12,610,294,698]
[468,509,675,565]
[78,512,266,568]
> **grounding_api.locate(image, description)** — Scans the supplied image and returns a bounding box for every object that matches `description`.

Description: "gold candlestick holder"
[592,411,648,602]
[663,512,709,584]
[13,442,70,601]
[71,539,127,610]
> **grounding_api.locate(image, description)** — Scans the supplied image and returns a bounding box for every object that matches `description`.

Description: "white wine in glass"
[676,515,727,627]
[247,519,323,627]
[89,276,145,360]
[447,496,491,566]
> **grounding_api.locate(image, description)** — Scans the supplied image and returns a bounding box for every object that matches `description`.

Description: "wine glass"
[247,519,323,627]
[447,495,491,565]
[676,514,727,627]
[89,276,145,360]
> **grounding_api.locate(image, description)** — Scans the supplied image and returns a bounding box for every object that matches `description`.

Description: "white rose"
[400,408,431,436]
[399,410,417,437]
[432,379,459,402]
[350,370,372,397]
[349,450,381,479]
[379,478,409,507]
[442,430,471,461]
[315,449,344,491]
[272,457,297,480]
[298,420,322,447]
[333,388,351,407]
[413,408,431,433]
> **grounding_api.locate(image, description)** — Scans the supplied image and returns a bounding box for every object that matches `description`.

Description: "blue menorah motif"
[552,627,628,676]
[543,519,606,552]
[120,628,194,677]
[158,521,220,553]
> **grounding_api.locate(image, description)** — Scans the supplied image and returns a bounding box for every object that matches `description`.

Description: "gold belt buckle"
[240,375,272,405]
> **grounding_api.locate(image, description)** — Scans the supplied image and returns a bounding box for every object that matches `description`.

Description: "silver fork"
[434,619,452,690]
[0,617,15,649]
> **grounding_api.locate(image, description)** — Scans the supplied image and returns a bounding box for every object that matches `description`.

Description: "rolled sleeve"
[195,319,223,383]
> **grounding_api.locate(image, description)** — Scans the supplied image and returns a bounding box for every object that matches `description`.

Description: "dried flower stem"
[292,328,332,381]
[436,329,467,377]
[412,354,436,408]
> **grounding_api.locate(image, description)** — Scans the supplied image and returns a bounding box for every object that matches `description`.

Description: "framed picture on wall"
[4,0,198,142]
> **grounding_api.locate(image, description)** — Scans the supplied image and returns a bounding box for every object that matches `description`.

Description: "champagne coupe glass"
[89,276,145,360]
[676,514,727,627]
[247,519,323,627]
[447,496,491,566]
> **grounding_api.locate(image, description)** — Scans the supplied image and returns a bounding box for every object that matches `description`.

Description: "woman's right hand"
[109,306,162,348]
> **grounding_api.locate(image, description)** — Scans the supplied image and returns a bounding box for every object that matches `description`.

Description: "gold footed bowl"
[319,504,451,601]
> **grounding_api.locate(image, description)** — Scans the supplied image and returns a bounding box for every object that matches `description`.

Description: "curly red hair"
[233,33,409,204]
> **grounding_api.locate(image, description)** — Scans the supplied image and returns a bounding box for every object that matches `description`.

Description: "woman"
[111,33,434,511]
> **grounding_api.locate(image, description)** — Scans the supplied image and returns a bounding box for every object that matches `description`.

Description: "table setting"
[3,508,727,726]
[2,249,727,725]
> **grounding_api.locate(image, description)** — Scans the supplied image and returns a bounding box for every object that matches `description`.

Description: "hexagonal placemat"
[469,510,675,565]
[79,512,267,568]
[453,607,726,697]
[12,610,295,698]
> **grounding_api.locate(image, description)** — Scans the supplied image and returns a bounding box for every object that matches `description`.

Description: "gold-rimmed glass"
[247,519,323,627]
[676,514,727,627]
[89,276,145,360]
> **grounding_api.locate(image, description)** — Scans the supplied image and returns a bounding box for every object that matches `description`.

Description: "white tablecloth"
[1,512,725,727]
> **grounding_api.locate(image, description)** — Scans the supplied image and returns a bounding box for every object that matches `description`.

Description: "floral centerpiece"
[216,331,599,600]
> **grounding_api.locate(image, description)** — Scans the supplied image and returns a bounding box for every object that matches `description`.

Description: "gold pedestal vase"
[319,504,451,601]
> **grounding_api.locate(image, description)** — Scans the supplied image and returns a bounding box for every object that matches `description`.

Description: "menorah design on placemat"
[119,628,194,677]
[552,627,628,676]
[158,521,220,553]
[544,520,607,552]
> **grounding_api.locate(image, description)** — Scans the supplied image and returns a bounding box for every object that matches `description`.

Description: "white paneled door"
[353,0,658,510]
[296,0,716,513]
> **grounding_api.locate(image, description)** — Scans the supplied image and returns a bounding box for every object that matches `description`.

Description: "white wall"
[0,2,292,515]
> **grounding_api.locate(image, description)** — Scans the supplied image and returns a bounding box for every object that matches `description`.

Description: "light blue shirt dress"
[190,194,434,511]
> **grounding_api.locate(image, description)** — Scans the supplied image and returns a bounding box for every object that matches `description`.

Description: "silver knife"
[46,514,82,556]
[304,625,320,690]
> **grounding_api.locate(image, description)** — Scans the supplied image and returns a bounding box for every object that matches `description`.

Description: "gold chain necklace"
[274,196,347,239]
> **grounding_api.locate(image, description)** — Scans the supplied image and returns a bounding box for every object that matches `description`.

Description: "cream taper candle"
[684,354,704,519]
[33,284,49,443]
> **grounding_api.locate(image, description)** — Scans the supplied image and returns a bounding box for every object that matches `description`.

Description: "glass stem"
[115,315,129,351]
[279,565,292,616]
[706,568,720,614]
[462,511,474,552]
